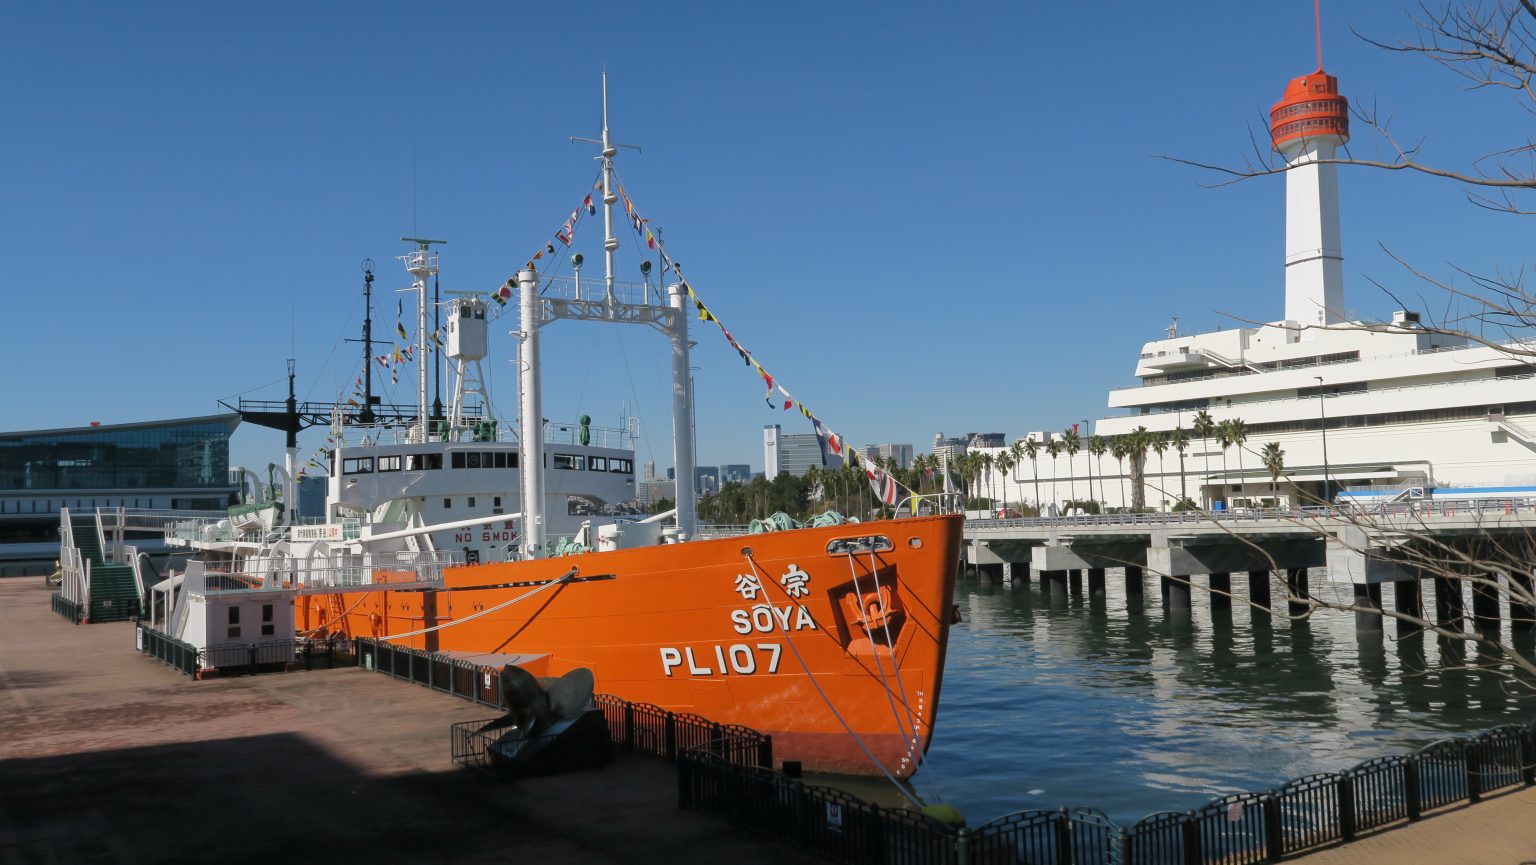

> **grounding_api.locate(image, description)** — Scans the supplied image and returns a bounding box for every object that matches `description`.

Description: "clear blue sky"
[4,2,1529,475]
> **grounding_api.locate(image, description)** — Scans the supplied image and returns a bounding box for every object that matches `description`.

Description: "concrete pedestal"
[1166,578,1192,617]
[1068,569,1083,596]
[1125,565,1144,596]
[1043,570,1068,597]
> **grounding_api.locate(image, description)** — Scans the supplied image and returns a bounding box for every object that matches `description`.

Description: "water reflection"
[917,569,1533,825]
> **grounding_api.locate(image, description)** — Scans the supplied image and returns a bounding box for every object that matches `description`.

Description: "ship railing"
[1113,335,1530,392]
[1124,367,1536,417]
[964,498,1536,531]
[164,517,364,546]
[695,524,752,539]
[326,419,632,450]
[194,549,459,593]
[528,274,670,308]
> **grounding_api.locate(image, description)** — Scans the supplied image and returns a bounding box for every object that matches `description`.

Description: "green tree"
[1192,410,1216,507]
[1045,438,1063,511]
[1228,418,1250,502]
[1022,436,1042,511]
[1109,437,1129,509]
[1062,426,1082,505]
[1089,434,1108,509]
[1128,426,1152,511]
[1260,441,1285,496]
[1151,433,1169,510]
[1170,426,1191,506]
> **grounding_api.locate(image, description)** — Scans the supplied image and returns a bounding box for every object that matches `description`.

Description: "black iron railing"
[50,592,83,625]
[134,621,198,677]
[676,718,1536,865]
[355,637,504,707]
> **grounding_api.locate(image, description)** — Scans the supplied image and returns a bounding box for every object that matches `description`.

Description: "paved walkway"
[0,577,813,865]
[5,576,1534,864]
[1292,788,1536,864]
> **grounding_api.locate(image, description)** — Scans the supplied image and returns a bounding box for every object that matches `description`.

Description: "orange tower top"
[1270,69,1349,149]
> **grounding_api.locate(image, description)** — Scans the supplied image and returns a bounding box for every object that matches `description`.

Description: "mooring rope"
[741,551,924,809]
[373,570,574,641]
[844,548,924,771]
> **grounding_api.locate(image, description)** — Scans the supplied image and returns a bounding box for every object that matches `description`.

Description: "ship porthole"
[908,537,922,549]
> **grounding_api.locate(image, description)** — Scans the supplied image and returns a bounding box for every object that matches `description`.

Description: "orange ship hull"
[299,514,962,777]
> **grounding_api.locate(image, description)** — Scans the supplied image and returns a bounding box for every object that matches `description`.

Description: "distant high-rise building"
[764,424,825,478]
[694,465,719,495]
[638,479,675,507]
[719,464,751,485]
[642,461,656,482]
[966,432,1006,449]
[931,432,968,467]
[865,443,914,469]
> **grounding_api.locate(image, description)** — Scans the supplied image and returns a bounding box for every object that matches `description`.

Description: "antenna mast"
[401,237,446,438]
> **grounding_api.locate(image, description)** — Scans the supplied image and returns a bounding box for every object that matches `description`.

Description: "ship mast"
[402,237,445,437]
[515,73,696,559]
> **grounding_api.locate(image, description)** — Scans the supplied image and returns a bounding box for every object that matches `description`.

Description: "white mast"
[516,268,545,557]
[401,237,445,437]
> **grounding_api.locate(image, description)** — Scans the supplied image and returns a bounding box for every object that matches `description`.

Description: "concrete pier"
[1247,570,1271,612]
[1511,573,1536,629]
[1472,576,1502,628]
[1124,565,1143,596]
[1208,572,1231,610]
[1087,567,1106,597]
[1286,568,1310,616]
[1393,579,1423,637]
[1352,582,1383,633]
[1434,577,1465,629]
[1068,569,1083,596]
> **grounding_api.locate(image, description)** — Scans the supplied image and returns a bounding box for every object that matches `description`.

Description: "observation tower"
[1271,61,1349,328]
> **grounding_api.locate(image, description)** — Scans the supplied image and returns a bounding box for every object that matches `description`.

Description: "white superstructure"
[985,63,1536,513]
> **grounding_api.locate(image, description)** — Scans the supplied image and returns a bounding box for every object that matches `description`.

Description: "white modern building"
[987,63,1536,512]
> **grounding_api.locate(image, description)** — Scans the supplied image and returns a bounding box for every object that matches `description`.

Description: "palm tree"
[1228,418,1249,501]
[1022,437,1041,511]
[1045,438,1063,511]
[1192,410,1216,507]
[1215,419,1235,497]
[995,450,1015,512]
[1062,426,1081,506]
[1009,438,1027,503]
[1110,438,1129,509]
[1151,433,1169,510]
[1128,426,1152,511]
[1089,434,1107,510]
[1260,441,1285,500]
[1170,426,1191,506]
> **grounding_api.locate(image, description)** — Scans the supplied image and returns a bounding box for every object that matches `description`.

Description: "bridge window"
[342,458,373,474]
[610,458,633,474]
[227,606,241,640]
[494,452,507,468]
[261,604,274,637]
[553,454,583,470]
[378,456,401,472]
[407,453,441,471]
[588,456,608,471]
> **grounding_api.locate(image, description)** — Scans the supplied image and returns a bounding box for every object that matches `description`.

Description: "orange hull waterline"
[300,514,962,777]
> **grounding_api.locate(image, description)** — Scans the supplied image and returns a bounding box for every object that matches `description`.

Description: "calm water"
[898,569,1532,826]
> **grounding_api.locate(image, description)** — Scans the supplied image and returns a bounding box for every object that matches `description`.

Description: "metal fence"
[131,621,356,678]
[134,621,198,677]
[50,592,83,625]
[677,718,1536,865]
[355,637,505,707]
[450,693,774,778]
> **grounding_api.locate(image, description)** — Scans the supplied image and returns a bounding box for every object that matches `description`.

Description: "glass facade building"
[0,414,240,574]
[0,415,237,495]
